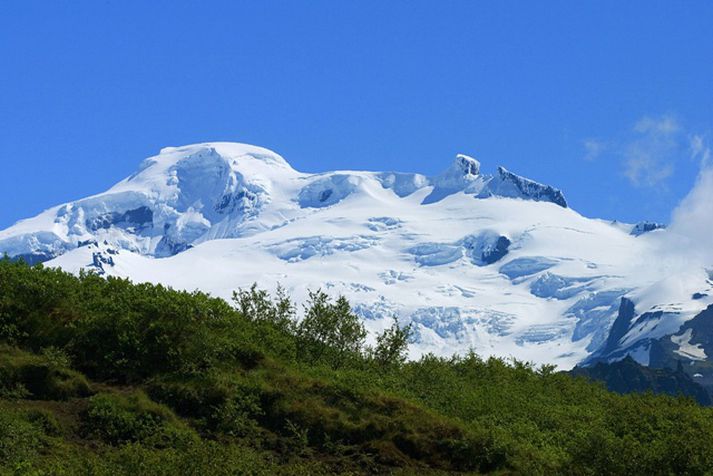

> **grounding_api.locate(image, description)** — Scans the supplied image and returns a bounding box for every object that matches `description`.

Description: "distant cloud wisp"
[690,134,711,167]
[622,115,681,187]
[582,139,606,162]
[586,115,706,189]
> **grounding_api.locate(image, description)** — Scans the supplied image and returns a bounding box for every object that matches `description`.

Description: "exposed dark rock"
[85,206,154,232]
[646,306,713,388]
[599,298,637,357]
[486,167,568,208]
[214,189,259,214]
[319,189,333,202]
[463,233,511,266]
[10,252,56,266]
[631,221,666,236]
[481,236,511,264]
[454,154,480,176]
[570,356,711,405]
[91,251,115,275]
[155,236,193,258]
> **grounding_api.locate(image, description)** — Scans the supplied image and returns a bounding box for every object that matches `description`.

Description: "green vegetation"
[2,257,713,474]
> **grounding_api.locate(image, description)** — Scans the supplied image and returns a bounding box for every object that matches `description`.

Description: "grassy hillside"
[2,258,713,475]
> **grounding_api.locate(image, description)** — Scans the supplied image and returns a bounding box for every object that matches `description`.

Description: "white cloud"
[623,152,674,187]
[668,137,713,265]
[582,139,605,162]
[690,134,711,166]
[624,152,674,187]
[622,115,682,187]
[633,115,680,135]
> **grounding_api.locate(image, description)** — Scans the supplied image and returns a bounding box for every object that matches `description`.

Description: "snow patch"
[530,272,593,300]
[367,216,402,232]
[407,242,463,266]
[671,328,707,360]
[499,257,558,280]
[298,174,363,208]
[379,270,414,285]
[272,235,379,262]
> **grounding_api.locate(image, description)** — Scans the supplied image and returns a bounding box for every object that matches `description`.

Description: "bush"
[0,345,91,400]
[147,371,265,437]
[82,391,197,448]
[0,410,46,468]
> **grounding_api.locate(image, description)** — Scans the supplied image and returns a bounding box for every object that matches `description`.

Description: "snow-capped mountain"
[2,142,711,370]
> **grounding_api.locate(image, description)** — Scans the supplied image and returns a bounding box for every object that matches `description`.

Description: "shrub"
[0,410,46,468]
[0,346,91,400]
[82,391,197,448]
[146,371,265,437]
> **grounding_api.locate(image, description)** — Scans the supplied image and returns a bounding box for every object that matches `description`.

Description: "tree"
[232,283,295,331]
[371,316,413,368]
[297,290,366,367]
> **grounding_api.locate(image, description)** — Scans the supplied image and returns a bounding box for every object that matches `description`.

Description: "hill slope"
[3,260,713,475]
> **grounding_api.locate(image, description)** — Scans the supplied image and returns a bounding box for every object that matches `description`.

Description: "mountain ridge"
[1,142,711,371]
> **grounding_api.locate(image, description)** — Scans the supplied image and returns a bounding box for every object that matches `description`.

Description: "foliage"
[370,316,413,368]
[82,391,197,448]
[2,258,713,474]
[233,283,296,332]
[0,345,91,400]
[296,290,367,368]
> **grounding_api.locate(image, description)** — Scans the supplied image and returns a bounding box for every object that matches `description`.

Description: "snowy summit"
[1,142,711,371]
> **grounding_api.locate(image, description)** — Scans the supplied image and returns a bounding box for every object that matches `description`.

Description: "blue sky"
[1,1,712,228]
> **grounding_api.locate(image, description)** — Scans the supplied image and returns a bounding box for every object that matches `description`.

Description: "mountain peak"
[454,154,481,176]
[122,142,297,197]
[425,154,485,202]
[1,143,573,264]
[425,155,567,207]
[484,166,568,208]
[152,142,294,171]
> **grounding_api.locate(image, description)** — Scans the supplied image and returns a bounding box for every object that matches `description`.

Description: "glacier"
[1,141,712,370]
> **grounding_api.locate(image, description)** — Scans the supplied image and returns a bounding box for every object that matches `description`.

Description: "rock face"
[631,221,666,236]
[425,156,568,207]
[598,298,638,358]
[462,232,511,266]
[570,356,711,405]
[481,167,568,208]
[0,142,709,371]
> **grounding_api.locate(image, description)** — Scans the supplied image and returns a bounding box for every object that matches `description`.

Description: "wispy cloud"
[622,115,680,187]
[582,139,605,162]
[633,115,680,135]
[581,115,699,188]
[690,134,711,167]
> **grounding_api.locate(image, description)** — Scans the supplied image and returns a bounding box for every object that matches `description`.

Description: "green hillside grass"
[2,257,713,475]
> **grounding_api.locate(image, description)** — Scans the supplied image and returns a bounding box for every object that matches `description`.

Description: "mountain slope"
[570,356,711,405]
[1,142,711,369]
